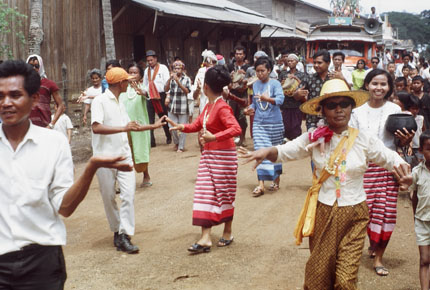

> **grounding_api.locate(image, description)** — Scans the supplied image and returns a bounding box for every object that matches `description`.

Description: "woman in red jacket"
[166,65,242,253]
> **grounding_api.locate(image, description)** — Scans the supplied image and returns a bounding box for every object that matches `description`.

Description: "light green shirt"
[352,69,366,90]
[410,162,430,221]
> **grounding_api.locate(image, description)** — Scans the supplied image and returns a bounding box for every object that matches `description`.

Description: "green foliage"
[388,11,430,48]
[0,1,27,59]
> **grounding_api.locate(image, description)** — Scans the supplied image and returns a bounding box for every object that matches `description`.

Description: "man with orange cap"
[91,67,166,253]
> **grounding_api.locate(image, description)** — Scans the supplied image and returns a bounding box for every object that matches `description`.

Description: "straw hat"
[300,79,369,115]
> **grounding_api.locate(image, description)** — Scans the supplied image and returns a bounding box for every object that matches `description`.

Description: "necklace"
[203,96,222,133]
[257,83,270,111]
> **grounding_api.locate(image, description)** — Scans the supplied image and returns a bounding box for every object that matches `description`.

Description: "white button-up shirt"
[410,162,430,221]
[276,130,405,207]
[0,123,73,255]
[143,63,170,93]
[91,89,131,157]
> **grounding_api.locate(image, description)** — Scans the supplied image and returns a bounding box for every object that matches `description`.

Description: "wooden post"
[61,62,68,113]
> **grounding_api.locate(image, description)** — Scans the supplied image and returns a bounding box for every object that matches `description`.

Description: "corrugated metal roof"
[130,0,293,29]
[261,27,306,40]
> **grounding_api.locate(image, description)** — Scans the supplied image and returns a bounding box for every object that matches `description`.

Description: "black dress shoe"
[151,142,156,148]
[166,137,172,144]
[116,233,139,254]
[114,232,119,247]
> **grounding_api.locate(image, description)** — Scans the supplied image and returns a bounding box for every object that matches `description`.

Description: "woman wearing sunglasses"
[239,79,409,288]
[26,54,65,129]
[350,69,415,276]
[352,59,366,90]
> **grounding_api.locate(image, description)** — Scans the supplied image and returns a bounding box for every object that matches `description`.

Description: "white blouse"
[349,101,401,151]
[276,130,405,207]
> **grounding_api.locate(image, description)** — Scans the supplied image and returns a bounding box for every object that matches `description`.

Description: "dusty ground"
[64,108,420,290]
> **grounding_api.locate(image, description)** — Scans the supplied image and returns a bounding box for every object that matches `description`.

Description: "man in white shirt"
[329,51,353,88]
[143,50,171,147]
[91,67,166,254]
[0,60,133,289]
[395,53,416,78]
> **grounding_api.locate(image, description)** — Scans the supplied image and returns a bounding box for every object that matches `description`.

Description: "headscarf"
[173,60,185,69]
[254,51,268,59]
[201,49,217,64]
[26,54,47,79]
[287,54,299,61]
[216,54,225,66]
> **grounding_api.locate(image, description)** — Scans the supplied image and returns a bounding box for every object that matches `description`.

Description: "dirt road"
[65,126,419,290]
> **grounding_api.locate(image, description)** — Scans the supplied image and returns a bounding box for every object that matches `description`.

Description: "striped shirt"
[168,74,191,115]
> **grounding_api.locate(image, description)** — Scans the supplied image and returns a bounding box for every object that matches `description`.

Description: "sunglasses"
[371,62,379,64]
[324,101,352,110]
[30,63,40,69]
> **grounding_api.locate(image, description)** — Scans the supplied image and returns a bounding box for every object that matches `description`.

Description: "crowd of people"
[1,46,430,289]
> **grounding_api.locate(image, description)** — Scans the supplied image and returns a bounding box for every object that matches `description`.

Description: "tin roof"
[130,0,293,29]
[261,27,306,39]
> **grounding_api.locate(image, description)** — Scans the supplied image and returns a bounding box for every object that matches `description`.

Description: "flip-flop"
[374,266,389,276]
[269,183,279,191]
[252,186,264,197]
[140,181,153,188]
[217,237,234,247]
[187,243,211,254]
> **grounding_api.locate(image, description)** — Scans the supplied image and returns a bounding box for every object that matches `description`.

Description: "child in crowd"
[395,77,409,92]
[78,69,103,125]
[387,62,396,81]
[395,130,430,290]
[51,104,73,144]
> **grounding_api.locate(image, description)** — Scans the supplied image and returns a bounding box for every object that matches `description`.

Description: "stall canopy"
[130,0,293,29]
[262,27,306,39]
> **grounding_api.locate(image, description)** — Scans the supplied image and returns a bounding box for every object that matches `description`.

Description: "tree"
[0,1,26,59]
[388,11,430,48]
[28,0,43,56]
[101,0,116,60]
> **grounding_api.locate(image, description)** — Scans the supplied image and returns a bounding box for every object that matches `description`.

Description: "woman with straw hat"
[239,79,410,289]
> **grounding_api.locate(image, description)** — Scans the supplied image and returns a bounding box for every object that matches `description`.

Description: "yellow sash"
[293,127,359,245]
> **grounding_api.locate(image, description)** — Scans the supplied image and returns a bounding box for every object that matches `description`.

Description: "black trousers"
[0,245,66,290]
[147,92,171,145]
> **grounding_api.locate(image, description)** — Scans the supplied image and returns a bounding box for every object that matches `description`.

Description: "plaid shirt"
[302,72,329,130]
[168,74,191,115]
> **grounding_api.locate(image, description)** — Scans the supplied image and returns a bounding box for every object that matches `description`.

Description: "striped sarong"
[252,122,284,181]
[192,149,238,227]
[364,163,399,249]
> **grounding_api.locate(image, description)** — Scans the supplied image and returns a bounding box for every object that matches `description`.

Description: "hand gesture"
[77,91,87,103]
[130,81,144,95]
[244,106,255,116]
[124,121,141,132]
[82,115,87,126]
[392,163,412,191]
[199,130,216,145]
[165,117,183,131]
[294,87,309,102]
[196,79,202,90]
[90,156,133,172]
[237,147,271,170]
[153,115,167,129]
[165,97,171,107]
[258,92,270,102]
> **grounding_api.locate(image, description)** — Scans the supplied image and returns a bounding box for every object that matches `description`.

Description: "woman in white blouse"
[349,69,414,276]
[239,79,410,289]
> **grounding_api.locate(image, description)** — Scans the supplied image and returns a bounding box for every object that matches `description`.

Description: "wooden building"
[4,0,287,95]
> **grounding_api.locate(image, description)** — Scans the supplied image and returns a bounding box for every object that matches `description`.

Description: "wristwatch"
[48,123,54,129]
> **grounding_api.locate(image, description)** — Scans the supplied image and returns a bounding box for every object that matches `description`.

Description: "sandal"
[374,266,389,276]
[252,186,264,197]
[269,183,279,191]
[187,243,211,254]
[217,237,234,247]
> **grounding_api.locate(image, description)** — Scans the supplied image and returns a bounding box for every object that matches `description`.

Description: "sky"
[302,0,429,15]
